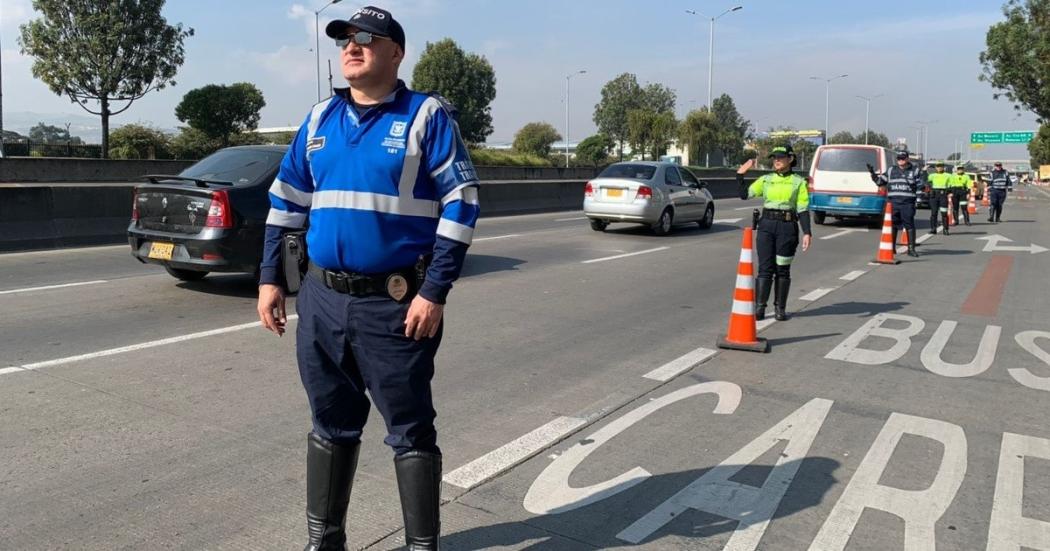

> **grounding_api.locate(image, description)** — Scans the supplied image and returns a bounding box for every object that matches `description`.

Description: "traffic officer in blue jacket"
[869,150,922,257]
[988,161,1010,223]
[256,6,479,550]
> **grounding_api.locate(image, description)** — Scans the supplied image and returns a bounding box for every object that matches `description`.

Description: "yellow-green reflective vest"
[928,172,952,189]
[748,173,809,212]
[951,174,970,189]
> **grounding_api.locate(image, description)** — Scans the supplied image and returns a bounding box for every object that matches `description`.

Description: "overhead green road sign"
[1004,131,1034,143]
[971,132,1003,144]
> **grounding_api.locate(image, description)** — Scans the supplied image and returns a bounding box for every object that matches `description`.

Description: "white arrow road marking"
[976,235,1048,254]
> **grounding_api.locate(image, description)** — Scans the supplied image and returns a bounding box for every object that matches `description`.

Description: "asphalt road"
[2,189,1050,550]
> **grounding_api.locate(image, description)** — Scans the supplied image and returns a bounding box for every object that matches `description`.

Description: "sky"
[0,0,1037,160]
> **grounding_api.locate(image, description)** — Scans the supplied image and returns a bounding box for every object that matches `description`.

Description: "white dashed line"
[643,347,717,382]
[443,416,589,489]
[756,318,777,332]
[840,270,868,281]
[734,206,759,211]
[917,233,934,244]
[820,228,868,240]
[554,216,588,222]
[0,280,108,296]
[582,247,669,264]
[474,234,522,242]
[713,218,743,224]
[799,288,836,302]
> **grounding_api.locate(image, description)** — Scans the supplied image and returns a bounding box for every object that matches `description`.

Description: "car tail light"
[131,189,140,221]
[584,182,594,197]
[205,190,234,228]
[637,185,653,199]
[201,252,223,261]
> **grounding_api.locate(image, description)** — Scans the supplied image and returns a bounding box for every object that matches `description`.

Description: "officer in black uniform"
[988,161,1010,223]
[870,150,922,257]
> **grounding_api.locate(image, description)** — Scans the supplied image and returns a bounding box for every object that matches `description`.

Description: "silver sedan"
[583,161,715,235]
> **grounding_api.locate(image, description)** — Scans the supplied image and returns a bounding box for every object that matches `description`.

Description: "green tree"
[1028,123,1050,166]
[175,82,266,146]
[711,94,751,164]
[593,73,643,159]
[109,123,171,159]
[858,130,891,147]
[575,133,613,167]
[170,127,219,160]
[829,131,856,144]
[627,109,678,160]
[980,0,1050,120]
[792,139,818,171]
[29,122,70,142]
[512,122,561,157]
[641,83,677,113]
[411,38,497,144]
[18,0,193,158]
[679,108,721,165]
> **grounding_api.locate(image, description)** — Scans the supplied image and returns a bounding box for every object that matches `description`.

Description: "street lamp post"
[686,5,743,167]
[565,70,586,168]
[810,74,848,144]
[856,94,883,145]
[916,119,937,160]
[314,0,343,102]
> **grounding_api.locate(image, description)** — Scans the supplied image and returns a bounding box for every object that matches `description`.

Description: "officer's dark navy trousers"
[889,200,916,231]
[990,189,1007,221]
[756,218,799,280]
[295,273,441,456]
[929,190,949,229]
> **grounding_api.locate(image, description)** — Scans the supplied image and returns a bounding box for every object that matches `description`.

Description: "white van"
[807,144,893,225]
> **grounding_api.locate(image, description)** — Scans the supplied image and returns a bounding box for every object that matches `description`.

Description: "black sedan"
[127,145,287,281]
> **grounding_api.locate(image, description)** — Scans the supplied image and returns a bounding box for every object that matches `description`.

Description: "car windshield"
[815,148,880,173]
[180,149,283,185]
[599,164,657,180]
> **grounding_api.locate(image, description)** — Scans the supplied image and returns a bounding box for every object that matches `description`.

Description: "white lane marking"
[800,288,836,302]
[713,218,743,224]
[2,316,299,374]
[756,318,777,332]
[0,244,127,258]
[896,245,908,254]
[474,234,521,242]
[820,228,868,240]
[582,247,669,264]
[444,416,588,490]
[0,367,24,375]
[643,347,717,382]
[917,233,934,244]
[554,216,588,222]
[734,206,760,211]
[840,270,868,281]
[0,280,108,296]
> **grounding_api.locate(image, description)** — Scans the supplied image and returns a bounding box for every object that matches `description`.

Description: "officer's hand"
[257,284,287,337]
[801,234,812,252]
[405,294,444,341]
[737,159,755,175]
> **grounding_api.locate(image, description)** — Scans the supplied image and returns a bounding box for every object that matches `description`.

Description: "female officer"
[736,144,812,321]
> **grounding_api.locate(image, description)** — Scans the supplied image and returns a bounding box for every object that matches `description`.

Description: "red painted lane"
[961,255,1014,317]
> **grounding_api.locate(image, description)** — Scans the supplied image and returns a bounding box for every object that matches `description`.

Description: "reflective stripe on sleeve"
[437,218,475,244]
[269,178,313,208]
[266,208,308,228]
[441,183,480,206]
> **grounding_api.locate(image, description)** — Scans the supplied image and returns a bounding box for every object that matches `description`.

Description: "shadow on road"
[461,254,526,278]
[177,274,259,298]
[440,457,840,550]
[793,300,909,319]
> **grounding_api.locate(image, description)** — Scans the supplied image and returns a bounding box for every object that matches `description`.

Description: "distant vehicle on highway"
[127,145,286,281]
[583,161,715,235]
[807,144,893,225]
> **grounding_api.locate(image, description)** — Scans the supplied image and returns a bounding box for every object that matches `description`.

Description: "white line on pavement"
[756,318,777,332]
[0,280,108,296]
[0,245,127,258]
[474,234,522,242]
[582,247,669,264]
[2,316,299,375]
[840,270,868,281]
[820,228,868,240]
[734,206,760,211]
[554,216,588,222]
[799,288,836,302]
[917,233,934,244]
[713,218,743,224]
[643,347,717,382]
[444,415,589,489]
[0,367,24,375]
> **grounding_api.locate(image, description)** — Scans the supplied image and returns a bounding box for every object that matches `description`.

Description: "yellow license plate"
[607,188,623,198]
[148,241,174,260]
[835,196,854,204]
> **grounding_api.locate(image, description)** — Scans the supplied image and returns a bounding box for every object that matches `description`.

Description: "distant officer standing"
[869,150,921,257]
[737,145,812,321]
[950,165,972,226]
[988,161,1010,223]
[256,6,480,550]
[926,161,952,235]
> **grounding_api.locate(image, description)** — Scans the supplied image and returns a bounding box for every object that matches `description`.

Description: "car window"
[664,167,682,186]
[180,149,284,185]
[598,164,657,180]
[678,168,700,186]
[815,148,880,173]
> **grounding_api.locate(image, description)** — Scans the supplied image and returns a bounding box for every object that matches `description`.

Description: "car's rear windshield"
[815,148,880,173]
[180,149,283,185]
[599,164,657,180]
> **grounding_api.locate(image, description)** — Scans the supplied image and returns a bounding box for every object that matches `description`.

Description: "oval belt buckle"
[386,274,410,302]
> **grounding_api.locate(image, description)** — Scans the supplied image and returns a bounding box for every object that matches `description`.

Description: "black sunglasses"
[336,31,390,48]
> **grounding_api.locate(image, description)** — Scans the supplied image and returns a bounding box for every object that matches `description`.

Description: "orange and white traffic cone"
[898,226,910,246]
[982,188,991,207]
[947,193,956,226]
[875,202,900,265]
[968,188,978,215]
[716,227,769,353]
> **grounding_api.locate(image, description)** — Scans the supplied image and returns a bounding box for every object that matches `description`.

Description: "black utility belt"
[308,261,425,302]
[762,209,799,222]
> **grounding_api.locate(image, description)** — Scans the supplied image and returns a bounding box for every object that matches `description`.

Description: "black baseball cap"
[325,6,406,51]
[994,161,1003,166]
[895,150,909,159]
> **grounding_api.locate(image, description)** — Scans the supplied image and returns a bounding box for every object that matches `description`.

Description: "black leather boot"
[395,451,442,551]
[907,229,919,257]
[774,278,790,321]
[754,277,772,321]
[304,433,360,551]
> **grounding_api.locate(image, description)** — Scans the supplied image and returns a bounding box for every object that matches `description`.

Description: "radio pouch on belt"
[752,209,760,230]
[281,231,308,294]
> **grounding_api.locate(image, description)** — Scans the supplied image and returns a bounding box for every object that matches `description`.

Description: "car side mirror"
[697,181,708,189]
